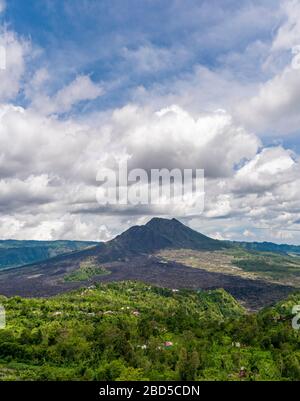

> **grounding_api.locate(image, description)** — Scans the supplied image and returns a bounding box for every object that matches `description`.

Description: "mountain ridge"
[0,240,98,271]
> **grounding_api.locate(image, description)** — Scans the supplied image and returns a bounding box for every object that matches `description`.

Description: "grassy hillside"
[0,281,299,381]
[0,240,98,271]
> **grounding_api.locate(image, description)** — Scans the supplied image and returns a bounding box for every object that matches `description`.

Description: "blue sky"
[0,0,300,243]
[3,1,283,111]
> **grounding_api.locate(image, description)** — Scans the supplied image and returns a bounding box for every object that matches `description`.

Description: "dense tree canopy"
[0,282,299,381]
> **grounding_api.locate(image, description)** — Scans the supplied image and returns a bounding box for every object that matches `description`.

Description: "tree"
[177,348,200,381]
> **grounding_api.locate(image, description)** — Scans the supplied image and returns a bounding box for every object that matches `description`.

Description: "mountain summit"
[145,217,224,251]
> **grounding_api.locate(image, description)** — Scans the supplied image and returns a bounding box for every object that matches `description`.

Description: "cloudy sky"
[0,0,300,243]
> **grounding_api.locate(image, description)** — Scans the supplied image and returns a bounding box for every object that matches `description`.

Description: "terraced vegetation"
[0,281,299,381]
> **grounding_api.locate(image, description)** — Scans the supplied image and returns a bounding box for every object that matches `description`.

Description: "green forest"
[0,281,299,381]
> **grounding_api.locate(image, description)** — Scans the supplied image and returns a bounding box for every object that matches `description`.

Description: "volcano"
[0,218,294,309]
[96,217,228,262]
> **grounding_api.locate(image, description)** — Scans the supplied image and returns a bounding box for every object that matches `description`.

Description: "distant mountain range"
[0,240,98,271]
[230,240,300,255]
